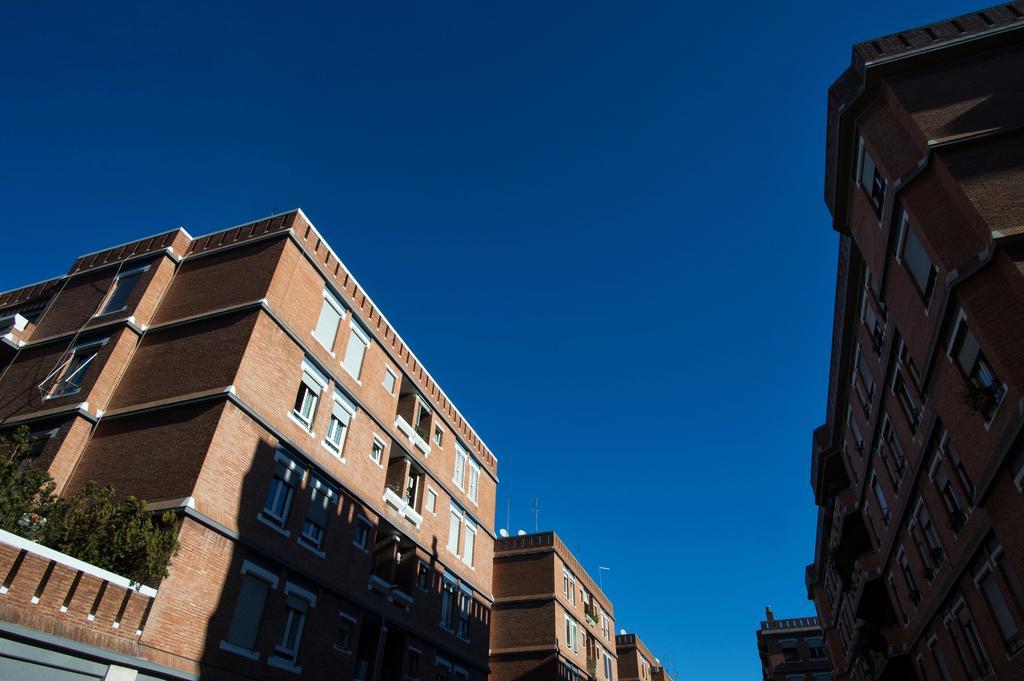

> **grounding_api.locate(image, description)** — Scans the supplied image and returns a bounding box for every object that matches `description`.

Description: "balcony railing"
[395,415,431,455]
[382,487,423,528]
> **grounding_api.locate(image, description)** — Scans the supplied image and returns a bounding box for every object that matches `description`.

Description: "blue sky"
[0,1,987,677]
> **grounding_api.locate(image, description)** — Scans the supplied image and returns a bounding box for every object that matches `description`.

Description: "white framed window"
[292,359,327,431]
[896,209,937,305]
[407,647,421,679]
[324,390,356,457]
[271,581,316,671]
[453,442,468,491]
[604,651,613,679]
[856,135,886,219]
[462,517,476,568]
[313,289,346,352]
[300,474,338,552]
[342,321,370,380]
[947,313,1005,421]
[433,425,443,447]
[354,515,372,551]
[383,367,397,394]
[97,264,149,316]
[467,459,480,504]
[447,504,463,555]
[334,612,356,653]
[45,338,108,398]
[457,586,472,640]
[370,436,385,466]
[262,449,306,529]
[440,575,458,631]
[564,611,578,652]
[426,487,437,514]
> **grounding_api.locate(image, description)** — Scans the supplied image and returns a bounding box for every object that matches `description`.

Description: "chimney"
[765,605,774,622]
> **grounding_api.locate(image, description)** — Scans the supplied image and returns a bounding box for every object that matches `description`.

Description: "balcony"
[395,390,433,456]
[368,527,417,611]
[383,454,427,529]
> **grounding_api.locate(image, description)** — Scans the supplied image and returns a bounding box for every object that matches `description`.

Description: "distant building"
[490,531,617,680]
[0,209,498,680]
[808,3,1024,681]
[615,631,672,681]
[756,607,832,681]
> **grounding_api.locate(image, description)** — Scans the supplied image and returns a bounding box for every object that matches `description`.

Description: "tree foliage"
[0,426,180,585]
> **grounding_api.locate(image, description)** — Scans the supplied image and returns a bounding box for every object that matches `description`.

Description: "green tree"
[0,426,179,585]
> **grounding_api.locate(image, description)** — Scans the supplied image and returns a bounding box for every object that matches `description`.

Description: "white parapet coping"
[0,527,158,597]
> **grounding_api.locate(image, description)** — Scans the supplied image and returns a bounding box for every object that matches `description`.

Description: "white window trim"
[94,264,151,317]
[383,367,398,394]
[353,515,372,552]
[426,486,438,514]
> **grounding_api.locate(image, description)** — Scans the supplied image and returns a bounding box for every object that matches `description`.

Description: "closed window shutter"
[332,400,352,426]
[468,462,480,502]
[226,574,270,648]
[343,327,369,378]
[308,477,338,527]
[314,299,343,348]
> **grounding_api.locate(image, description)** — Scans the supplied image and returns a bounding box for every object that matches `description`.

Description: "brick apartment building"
[614,632,672,681]
[0,209,499,680]
[755,608,832,681]
[490,531,617,681]
[806,3,1024,681]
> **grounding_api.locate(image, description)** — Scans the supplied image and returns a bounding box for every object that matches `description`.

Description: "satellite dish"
[620,629,626,635]
[517,529,526,536]
[499,528,509,537]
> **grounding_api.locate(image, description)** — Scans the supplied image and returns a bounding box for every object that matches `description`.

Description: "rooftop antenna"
[532,497,540,532]
[506,496,511,533]
[598,566,611,591]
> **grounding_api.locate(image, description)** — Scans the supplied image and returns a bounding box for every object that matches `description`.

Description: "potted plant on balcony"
[587,656,598,679]
[962,381,1000,417]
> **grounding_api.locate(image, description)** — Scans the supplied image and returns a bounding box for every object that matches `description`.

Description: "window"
[947,598,991,677]
[859,267,885,354]
[98,265,148,316]
[973,536,1024,654]
[878,417,907,492]
[467,459,480,504]
[780,638,799,662]
[913,497,944,569]
[407,647,421,679]
[383,367,397,394]
[222,560,278,657]
[565,570,576,605]
[342,321,370,380]
[949,314,1005,420]
[433,425,443,447]
[273,583,315,669]
[370,437,385,466]
[457,587,472,640]
[871,473,890,524]
[898,548,920,605]
[928,633,953,681]
[426,488,437,514]
[852,345,875,417]
[324,391,356,456]
[335,612,356,653]
[447,504,462,555]
[262,450,306,529]
[848,406,864,454]
[856,136,886,219]
[604,651,613,679]
[897,210,937,304]
[453,442,468,491]
[807,636,826,659]
[416,562,431,591]
[813,675,831,681]
[45,339,106,398]
[300,475,338,552]
[354,516,372,551]
[292,359,327,430]
[931,455,967,533]
[440,575,457,630]
[314,289,345,351]
[564,612,578,653]
[462,518,476,568]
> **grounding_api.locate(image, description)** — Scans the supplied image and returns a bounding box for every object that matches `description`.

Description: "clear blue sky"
[0,1,986,677]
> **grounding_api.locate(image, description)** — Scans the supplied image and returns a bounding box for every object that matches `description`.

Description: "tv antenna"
[598,566,611,591]
[532,497,540,532]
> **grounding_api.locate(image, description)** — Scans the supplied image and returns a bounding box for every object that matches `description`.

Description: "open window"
[97,265,149,316]
[44,338,107,399]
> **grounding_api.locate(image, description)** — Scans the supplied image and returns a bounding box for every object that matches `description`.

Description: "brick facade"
[755,609,832,681]
[0,209,499,680]
[491,532,618,681]
[809,5,1024,681]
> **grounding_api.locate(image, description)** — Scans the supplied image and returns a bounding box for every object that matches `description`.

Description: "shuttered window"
[342,322,370,379]
[314,291,345,351]
[226,574,271,650]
